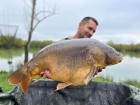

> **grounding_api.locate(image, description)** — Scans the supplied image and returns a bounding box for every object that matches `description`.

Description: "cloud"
[0,0,140,43]
[94,33,140,44]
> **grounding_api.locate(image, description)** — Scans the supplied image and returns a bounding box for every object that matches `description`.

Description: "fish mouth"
[107,56,123,65]
[118,55,123,62]
[114,56,123,64]
[115,53,123,63]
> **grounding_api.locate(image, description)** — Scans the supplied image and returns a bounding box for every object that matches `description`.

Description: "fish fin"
[8,67,33,94]
[8,69,23,84]
[84,67,97,85]
[56,83,72,91]
[20,76,33,94]
[32,77,41,84]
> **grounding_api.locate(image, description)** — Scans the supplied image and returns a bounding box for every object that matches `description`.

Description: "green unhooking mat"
[0,81,140,105]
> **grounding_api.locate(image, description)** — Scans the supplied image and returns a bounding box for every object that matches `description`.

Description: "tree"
[24,0,56,63]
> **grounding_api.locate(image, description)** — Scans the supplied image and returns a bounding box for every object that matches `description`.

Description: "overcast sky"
[0,0,140,44]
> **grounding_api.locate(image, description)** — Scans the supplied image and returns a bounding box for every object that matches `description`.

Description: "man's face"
[79,19,97,38]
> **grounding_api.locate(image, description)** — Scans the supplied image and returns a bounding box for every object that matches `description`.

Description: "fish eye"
[110,49,115,54]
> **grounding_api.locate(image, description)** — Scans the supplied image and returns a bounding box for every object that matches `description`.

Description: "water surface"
[0,49,140,81]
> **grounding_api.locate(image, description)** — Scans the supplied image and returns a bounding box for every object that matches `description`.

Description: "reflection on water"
[0,49,140,81]
[0,48,37,71]
[0,53,33,71]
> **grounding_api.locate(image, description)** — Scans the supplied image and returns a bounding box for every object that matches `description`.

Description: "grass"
[0,71,15,93]
[121,79,140,88]
[92,75,113,82]
[0,71,140,93]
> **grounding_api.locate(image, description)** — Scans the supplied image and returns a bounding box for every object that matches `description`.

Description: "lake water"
[0,49,140,81]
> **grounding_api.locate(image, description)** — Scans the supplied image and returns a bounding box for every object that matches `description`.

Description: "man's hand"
[39,70,51,79]
[94,66,105,75]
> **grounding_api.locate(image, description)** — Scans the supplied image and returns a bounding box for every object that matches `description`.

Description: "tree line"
[0,35,140,52]
[107,41,140,52]
[0,35,54,49]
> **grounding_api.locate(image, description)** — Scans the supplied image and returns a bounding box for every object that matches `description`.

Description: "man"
[40,16,104,78]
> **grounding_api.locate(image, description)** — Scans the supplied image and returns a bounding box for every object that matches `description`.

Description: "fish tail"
[8,67,33,94]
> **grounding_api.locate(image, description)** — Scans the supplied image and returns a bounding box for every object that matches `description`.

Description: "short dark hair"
[81,17,98,26]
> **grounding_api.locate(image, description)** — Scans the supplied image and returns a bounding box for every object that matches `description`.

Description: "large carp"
[8,38,123,94]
